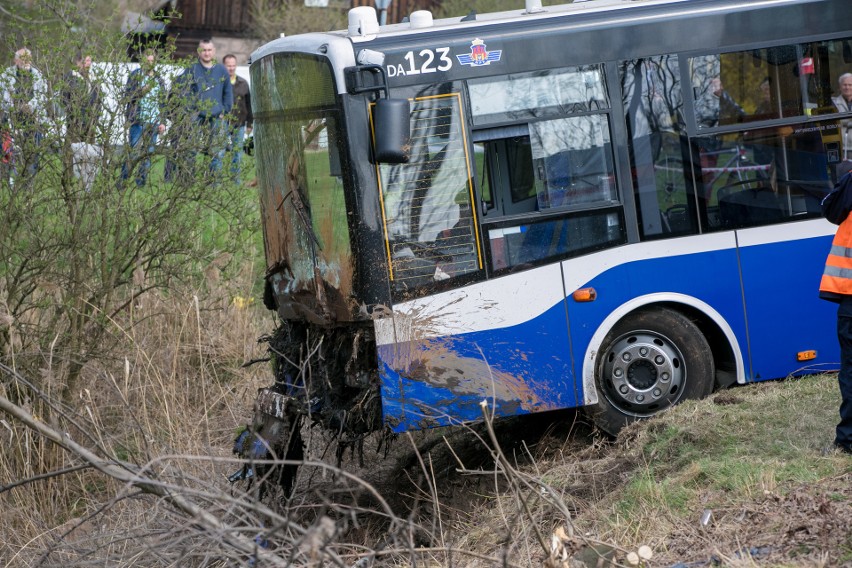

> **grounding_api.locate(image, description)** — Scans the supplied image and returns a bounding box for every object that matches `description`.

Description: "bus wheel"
[589,307,714,436]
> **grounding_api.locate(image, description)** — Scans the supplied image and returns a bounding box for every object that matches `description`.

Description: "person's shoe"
[822,443,852,456]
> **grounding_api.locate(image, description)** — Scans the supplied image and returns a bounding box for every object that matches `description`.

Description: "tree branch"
[0,389,293,567]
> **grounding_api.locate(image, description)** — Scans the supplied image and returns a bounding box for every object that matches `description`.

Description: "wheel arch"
[581,293,745,406]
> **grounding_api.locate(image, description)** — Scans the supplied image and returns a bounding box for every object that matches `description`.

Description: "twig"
[0,463,92,494]
[0,390,294,567]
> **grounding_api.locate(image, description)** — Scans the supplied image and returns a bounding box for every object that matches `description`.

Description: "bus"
[236,0,852,490]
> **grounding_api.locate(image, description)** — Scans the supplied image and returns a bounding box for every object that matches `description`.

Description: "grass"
[444,375,851,566]
[2,310,850,566]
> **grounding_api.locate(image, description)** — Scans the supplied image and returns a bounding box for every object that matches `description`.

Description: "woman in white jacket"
[0,47,48,180]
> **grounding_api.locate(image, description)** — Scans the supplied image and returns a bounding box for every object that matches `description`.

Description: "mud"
[285,408,590,519]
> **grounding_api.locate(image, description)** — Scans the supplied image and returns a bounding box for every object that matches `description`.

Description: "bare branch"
[0,389,294,567]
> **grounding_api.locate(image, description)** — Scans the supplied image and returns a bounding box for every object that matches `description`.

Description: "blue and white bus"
[240,0,852,489]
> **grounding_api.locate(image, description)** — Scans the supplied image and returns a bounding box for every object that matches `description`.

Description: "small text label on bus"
[387,48,453,77]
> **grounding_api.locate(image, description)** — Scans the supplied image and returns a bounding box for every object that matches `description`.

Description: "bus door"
[469,65,625,409]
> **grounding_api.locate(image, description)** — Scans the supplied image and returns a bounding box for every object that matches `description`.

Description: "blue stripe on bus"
[378,298,574,432]
[378,233,839,432]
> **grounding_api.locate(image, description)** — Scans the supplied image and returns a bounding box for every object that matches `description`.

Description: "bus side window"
[472,126,537,216]
[473,142,494,214]
[474,116,623,273]
[506,137,537,210]
[620,55,699,240]
[684,40,851,231]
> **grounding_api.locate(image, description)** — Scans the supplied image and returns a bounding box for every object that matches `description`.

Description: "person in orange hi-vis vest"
[819,159,852,455]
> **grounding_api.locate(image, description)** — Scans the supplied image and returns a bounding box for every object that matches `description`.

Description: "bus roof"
[360,0,695,40]
[249,0,843,91]
[251,0,829,56]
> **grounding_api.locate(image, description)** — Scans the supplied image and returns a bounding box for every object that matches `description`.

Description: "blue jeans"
[122,123,158,186]
[202,116,226,174]
[229,125,246,180]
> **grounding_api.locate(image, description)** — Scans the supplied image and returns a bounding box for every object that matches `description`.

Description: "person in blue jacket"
[819,159,852,455]
[122,49,166,186]
[165,39,232,180]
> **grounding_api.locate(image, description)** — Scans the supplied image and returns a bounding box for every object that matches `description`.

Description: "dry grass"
[2,275,851,568]
[0,269,272,566]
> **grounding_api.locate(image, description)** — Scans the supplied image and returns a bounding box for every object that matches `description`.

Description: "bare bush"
[0,0,256,407]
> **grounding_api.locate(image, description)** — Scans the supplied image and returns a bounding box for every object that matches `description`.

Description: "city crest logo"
[456,38,502,67]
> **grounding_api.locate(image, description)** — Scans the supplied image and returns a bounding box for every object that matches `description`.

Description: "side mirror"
[373,98,410,164]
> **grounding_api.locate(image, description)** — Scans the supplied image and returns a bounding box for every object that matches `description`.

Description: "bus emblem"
[457,38,502,66]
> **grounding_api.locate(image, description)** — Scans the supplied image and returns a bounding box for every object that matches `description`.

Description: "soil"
[264,409,852,567]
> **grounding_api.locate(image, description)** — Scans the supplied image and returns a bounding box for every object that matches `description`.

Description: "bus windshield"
[377,84,483,297]
[252,53,352,322]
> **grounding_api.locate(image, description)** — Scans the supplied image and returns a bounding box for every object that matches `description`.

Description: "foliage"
[249,0,349,42]
[0,0,259,405]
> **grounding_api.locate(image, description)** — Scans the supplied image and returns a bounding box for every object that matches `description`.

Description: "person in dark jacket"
[180,39,232,174]
[122,49,166,186]
[819,159,852,455]
[222,53,251,183]
[61,52,103,190]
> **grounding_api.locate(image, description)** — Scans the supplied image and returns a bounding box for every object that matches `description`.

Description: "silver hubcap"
[601,330,686,417]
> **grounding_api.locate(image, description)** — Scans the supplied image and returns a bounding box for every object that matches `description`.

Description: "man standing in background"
[61,52,103,190]
[0,47,48,182]
[168,39,232,178]
[122,49,166,186]
[222,54,252,184]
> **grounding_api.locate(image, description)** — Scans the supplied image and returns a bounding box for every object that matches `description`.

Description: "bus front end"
[236,35,390,493]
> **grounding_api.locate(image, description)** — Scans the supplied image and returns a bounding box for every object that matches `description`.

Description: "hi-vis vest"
[821,216,852,296]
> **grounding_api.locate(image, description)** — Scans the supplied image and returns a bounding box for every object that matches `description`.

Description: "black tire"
[255,412,303,498]
[587,307,714,436]
[237,402,304,500]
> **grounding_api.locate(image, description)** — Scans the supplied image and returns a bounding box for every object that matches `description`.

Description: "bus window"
[486,210,623,270]
[691,48,803,129]
[529,116,617,209]
[621,55,697,239]
[468,65,608,126]
[691,38,852,141]
[800,37,852,162]
[377,87,483,297]
[686,41,851,230]
[472,124,537,216]
[505,135,537,212]
[474,113,622,272]
[697,122,835,230]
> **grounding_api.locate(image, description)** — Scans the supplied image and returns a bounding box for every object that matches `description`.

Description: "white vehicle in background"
[89,62,250,147]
